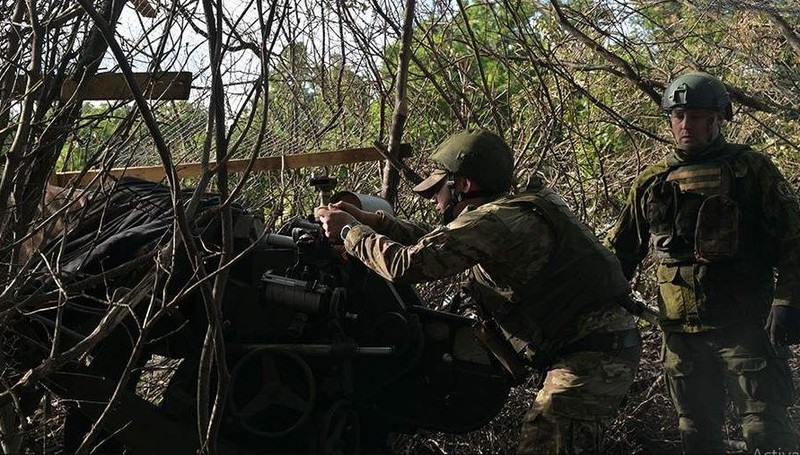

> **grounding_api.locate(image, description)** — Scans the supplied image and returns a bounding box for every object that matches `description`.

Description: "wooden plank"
[52,143,413,187]
[60,72,191,101]
[6,72,192,101]
[131,0,157,17]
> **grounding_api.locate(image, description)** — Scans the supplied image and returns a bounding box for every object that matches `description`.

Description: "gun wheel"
[229,347,316,438]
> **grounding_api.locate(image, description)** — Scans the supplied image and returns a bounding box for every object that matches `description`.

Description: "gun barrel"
[264,233,296,248]
[229,343,395,357]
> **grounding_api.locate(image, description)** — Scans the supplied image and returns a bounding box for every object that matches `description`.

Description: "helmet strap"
[441,173,503,223]
[442,175,460,223]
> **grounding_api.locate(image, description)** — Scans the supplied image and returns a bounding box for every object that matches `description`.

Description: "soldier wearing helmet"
[318,129,642,453]
[411,129,515,223]
[607,72,800,452]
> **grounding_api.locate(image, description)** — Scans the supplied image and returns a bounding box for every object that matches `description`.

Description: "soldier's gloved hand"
[765,305,800,346]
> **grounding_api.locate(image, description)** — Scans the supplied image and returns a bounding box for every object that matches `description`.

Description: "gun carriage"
[2,177,511,454]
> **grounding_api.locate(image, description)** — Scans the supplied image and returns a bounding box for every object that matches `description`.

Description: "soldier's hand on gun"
[329,200,361,217]
[316,205,357,240]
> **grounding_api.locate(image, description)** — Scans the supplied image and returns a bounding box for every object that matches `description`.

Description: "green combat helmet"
[661,72,733,120]
[428,129,514,195]
[412,129,514,223]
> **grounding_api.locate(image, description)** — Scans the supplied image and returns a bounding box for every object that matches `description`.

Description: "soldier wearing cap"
[607,72,800,452]
[318,129,641,453]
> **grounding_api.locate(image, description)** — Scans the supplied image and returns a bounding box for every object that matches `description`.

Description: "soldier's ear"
[462,177,480,193]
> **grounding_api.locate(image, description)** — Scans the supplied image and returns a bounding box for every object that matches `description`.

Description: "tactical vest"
[647,151,749,264]
[644,146,779,331]
[467,187,629,367]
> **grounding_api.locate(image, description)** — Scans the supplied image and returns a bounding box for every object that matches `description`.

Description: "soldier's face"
[670,108,722,146]
[431,179,453,213]
[431,177,470,214]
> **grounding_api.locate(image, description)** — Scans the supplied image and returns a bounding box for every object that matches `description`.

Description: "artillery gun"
[2,177,511,454]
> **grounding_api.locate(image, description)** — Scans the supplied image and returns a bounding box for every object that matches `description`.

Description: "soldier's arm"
[371,210,434,244]
[754,155,800,310]
[342,209,513,284]
[605,169,659,280]
[324,200,432,243]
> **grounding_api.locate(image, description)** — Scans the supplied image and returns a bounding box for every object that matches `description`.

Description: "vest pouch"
[675,193,703,241]
[694,194,740,262]
[647,180,676,236]
[648,180,682,260]
[656,264,691,322]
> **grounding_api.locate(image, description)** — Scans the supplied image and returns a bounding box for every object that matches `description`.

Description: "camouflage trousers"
[662,323,798,453]
[517,341,641,454]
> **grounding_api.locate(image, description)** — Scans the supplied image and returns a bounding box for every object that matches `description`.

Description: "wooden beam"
[6,72,192,101]
[52,143,414,187]
[131,0,157,17]
[61,72,191,101]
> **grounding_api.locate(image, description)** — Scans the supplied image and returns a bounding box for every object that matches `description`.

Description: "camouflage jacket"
[343,190,635,359]
[607,138,800,332]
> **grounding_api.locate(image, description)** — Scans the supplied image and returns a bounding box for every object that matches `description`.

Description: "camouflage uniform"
[608,136,800,452]
[344,183,641,454]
